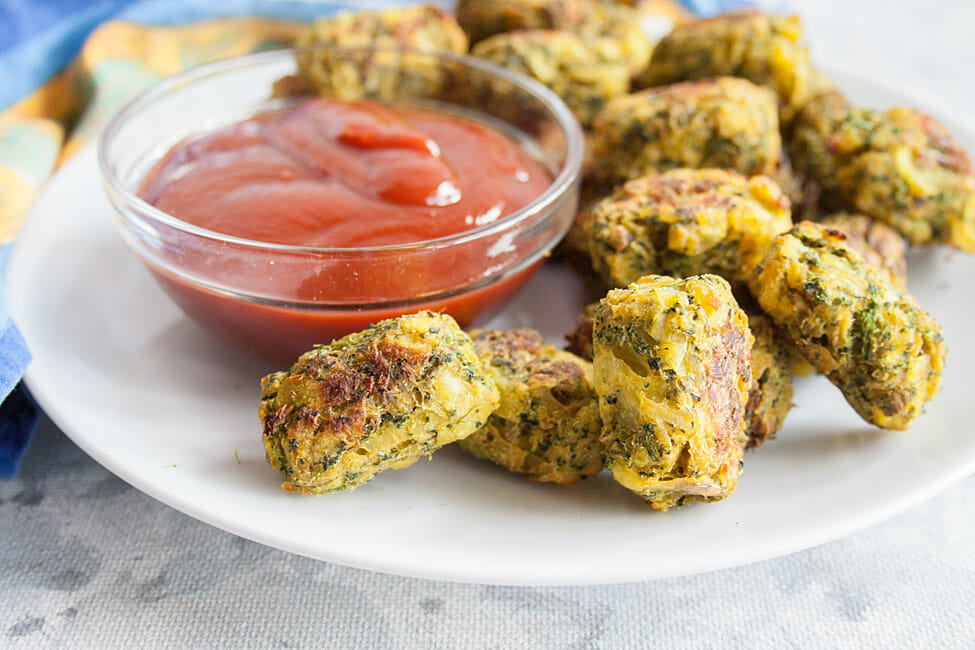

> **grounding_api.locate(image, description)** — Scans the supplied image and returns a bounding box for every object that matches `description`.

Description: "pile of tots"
[260,1,965,510]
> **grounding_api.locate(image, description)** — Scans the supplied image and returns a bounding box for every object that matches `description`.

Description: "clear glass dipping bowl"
[99,47,583,364]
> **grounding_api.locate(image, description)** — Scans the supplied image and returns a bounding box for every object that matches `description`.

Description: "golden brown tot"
[456,0,652,74]
[593,274,752,511]
[588,77,783,187]
[456,0,591,45]
[471,30,630,127]
[294,6,468,100]
[570,300,793,449]
[829,107,975,251]
[458,329,603,485]
[296,5,467,53]
[260,311,500,494]
[639,9,829,122]
[586,168,792,287]
[748,222,946,430]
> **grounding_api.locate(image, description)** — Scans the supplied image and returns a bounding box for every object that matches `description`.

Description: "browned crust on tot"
[707,317,752,457]
[565,312,595,362]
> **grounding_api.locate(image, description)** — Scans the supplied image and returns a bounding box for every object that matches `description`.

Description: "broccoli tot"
[588,77,784,188]
[639,9,830,122]
[259,311,500,494]
[294,6,468,101]
[456,0,592,45]
[829,107,975,251]
[456,0,652,75]
[568,302,795,449]
[593,274,752,511]
[789,95,975,250]
[459,329,604,485]
[471,30,630,128]
[296,5,467,53]
[586,168,792,287]
[748,222,946,430]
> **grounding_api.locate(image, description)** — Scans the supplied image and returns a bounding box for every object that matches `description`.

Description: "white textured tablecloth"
[3,1,974,646]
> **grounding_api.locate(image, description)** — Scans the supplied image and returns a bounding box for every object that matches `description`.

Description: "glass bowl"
[99,47,584,364]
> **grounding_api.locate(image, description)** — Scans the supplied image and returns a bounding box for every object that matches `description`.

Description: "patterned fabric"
[0,0,737,476]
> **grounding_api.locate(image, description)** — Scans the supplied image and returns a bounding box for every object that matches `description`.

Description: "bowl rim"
[97,46,585,254]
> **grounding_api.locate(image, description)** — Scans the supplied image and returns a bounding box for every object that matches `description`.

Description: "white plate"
[7,64,975,585]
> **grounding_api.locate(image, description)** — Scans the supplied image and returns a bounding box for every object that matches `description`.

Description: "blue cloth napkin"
[0,245,34,476]
[0,0,753,477]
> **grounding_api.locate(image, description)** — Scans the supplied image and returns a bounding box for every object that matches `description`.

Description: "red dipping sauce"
[138,97,554,363]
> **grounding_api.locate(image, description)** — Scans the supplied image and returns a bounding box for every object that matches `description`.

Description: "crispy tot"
[295,6,468,101]
[260,312,499,494]
[459,329,603,485]
[588,77,783,187]
[570,302,794,449]
[471,30,630,127]
[586,168,792,287]
[830,107,975,250]
[296,5,467,53]
[457,0,591,45]
[748,222,945,429]
[639,9,830,122]
[457,0,652,74]
[593,274,751,510]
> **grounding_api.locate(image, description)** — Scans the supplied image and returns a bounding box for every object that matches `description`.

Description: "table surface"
[3,1,974,647]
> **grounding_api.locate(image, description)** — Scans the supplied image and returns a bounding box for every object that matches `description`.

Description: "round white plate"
[7,65,975,585]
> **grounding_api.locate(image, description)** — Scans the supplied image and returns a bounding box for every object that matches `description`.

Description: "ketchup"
[138,98,554,363]
[140,98,550,247]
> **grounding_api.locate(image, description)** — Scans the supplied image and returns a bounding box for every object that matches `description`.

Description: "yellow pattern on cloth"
[0,18,302,243]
